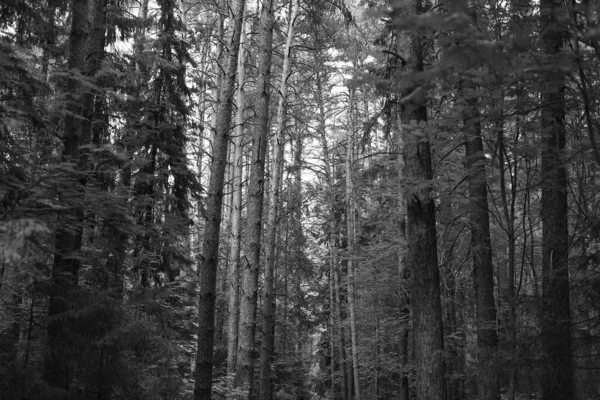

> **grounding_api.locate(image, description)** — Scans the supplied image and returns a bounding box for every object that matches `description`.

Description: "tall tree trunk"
[398,215,410,400]
[226,20,248,383]
[393,96,411,400]
[398,304,410,400]
[213,0,226,106]
[329,266,337,399]
[373,308,379,400]
[84,0,108,147]
[204,0,226,186]
[443,265,466,400]
[345,89,361,400]
[334,252,350,400]
[86,1,111,396]
[44,0,90,394]
[194,1,246,399]
[464,90,500,400]
[281,209,290,358]
[214,4,232,349]
[259,1,298,398]
[540,0,574,398]
[234,0,275,397]
[397,1,445,398]
[314,53,348,400]
[497,122,518,400]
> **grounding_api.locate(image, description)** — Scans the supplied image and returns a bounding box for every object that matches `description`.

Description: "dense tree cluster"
[2,0,600,399]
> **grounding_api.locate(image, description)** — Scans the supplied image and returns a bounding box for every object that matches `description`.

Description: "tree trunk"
[194,1,246,399]
[234,0,275,397]
[464,90,500,400]
[398,304,410,400]
[281,213,290,358]
[345,89,361,400]
[226,20,248,383]
[540,0,574,398]
[334,253,350,400]
[314,52,348,400]
[497,122,518,400]
[44,0,90,394]
[84,0,108,147]
[213,0,226,106]
[397,2,445,398]
[329,266,337,399]
[259,1,298,398]
[393,96,411,400]
[403,105,445,400]
[203,0,227,187]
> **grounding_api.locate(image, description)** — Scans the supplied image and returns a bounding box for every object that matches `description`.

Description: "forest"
[1,0,599,399]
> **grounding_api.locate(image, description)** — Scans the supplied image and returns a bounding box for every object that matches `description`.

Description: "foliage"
[2,0,600,399]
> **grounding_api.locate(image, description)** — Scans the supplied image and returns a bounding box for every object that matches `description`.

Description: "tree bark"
[329,266,337,399]
[44,0,90,394]
[226,19,248,383]
[464,89,500,400]
[393,96,411,400]
[259,1,298,398]
[345,89,361,400]
[496,115,519,400]
[397,1,445,398]
[234,0,275,397]
[403,97,445,400]
[84,0,108,147]
[334,253,350,400]
[540,0,574,398]
[194,1,246,399]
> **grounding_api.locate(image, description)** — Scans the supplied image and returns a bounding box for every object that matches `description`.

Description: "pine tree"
[395,0,445,397]
[44,0,91,394]
[540,0,574,397]
[234,0,275,398]
[194,1,247,399]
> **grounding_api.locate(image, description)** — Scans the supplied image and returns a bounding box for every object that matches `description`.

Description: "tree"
[345,87,361,400]
[44,0,91,393]
[234,0,275,398]
[540,0,574,397]
[5,0,600,398]
[395,0,446,398]
[461,44,500,400]
[226,17,248,382]
[259,1,299,398]
[194,0,246,399]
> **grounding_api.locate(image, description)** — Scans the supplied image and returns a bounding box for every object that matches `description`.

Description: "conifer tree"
[395,0,445,398]
[194,0,246,399]
[540,0,574,397]
[234,0,275,398]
